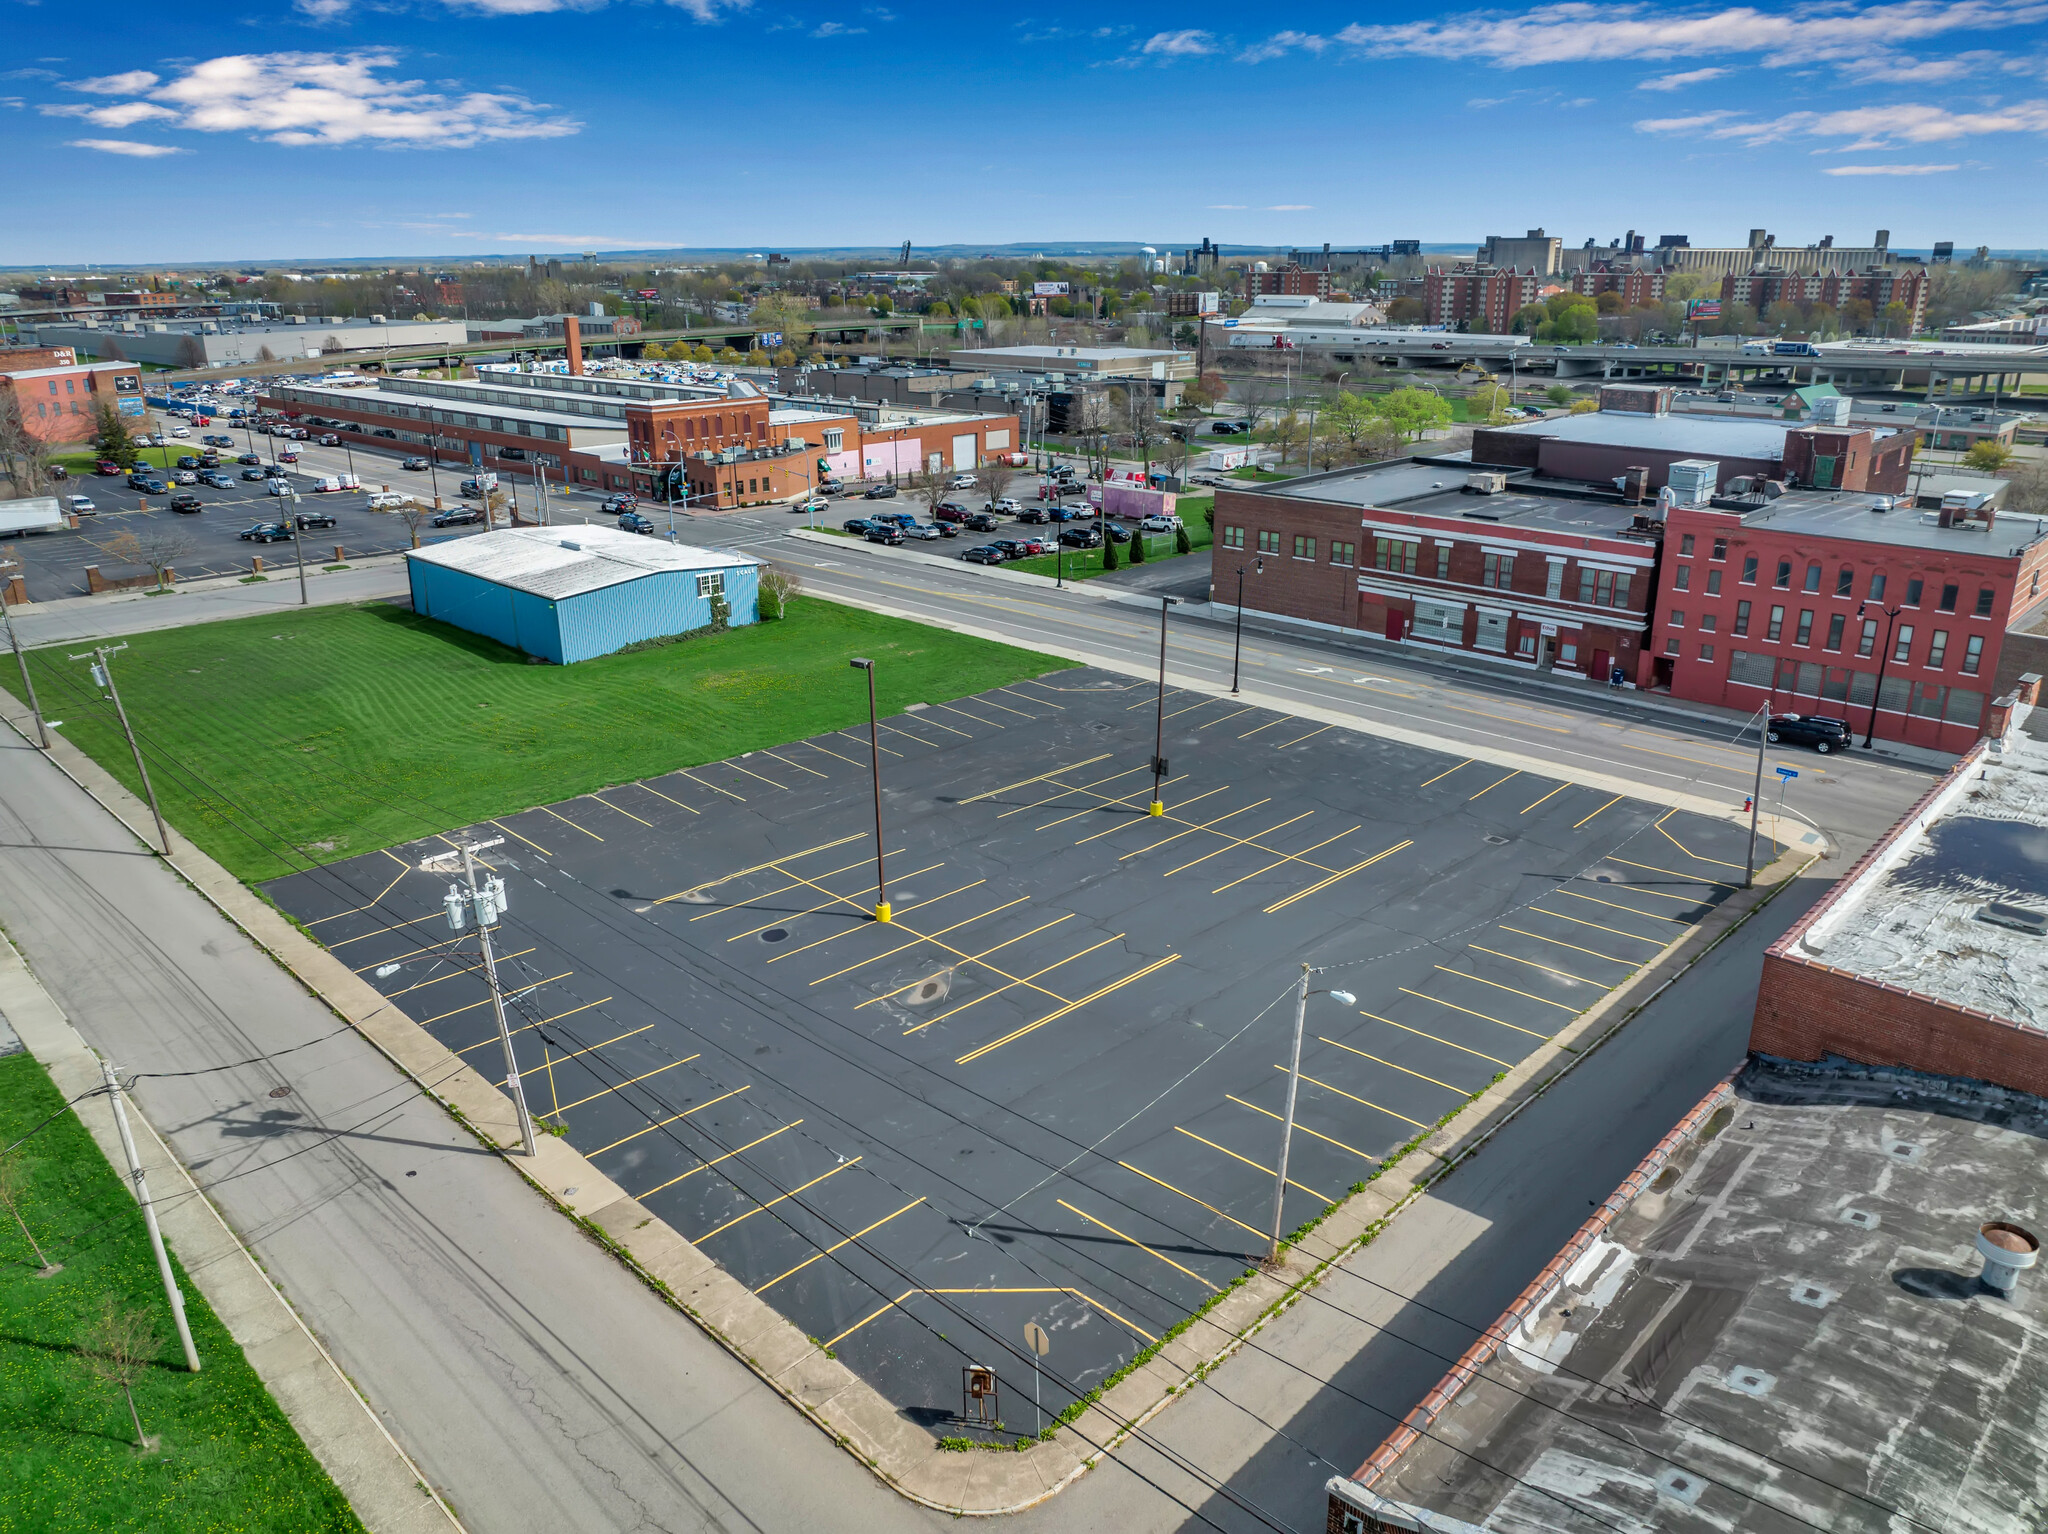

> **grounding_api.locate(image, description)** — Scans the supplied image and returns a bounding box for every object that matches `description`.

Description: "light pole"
[1857,599,1903,749]
[433,837,537,1155]
[286,489,309,606]
[72,643,171,856]
[849,658,890,922]
[1268,965,1355,1266]
[1232,557,1263,693]
[0,564,50,748]
[101,1060,201,1372]
[1743,702,1768,888]
[1149,596,1178,817]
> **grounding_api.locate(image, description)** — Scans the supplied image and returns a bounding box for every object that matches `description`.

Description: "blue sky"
[4,0,2047,265]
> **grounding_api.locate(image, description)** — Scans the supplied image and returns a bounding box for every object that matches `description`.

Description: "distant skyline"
[5,0,2047,265]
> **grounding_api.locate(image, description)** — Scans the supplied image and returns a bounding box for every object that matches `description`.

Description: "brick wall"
[1209,487,1360,626]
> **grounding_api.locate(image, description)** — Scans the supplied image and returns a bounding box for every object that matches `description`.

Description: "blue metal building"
[405,525,761,664]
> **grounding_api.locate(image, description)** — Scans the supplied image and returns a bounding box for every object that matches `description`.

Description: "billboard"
[756,331,784,348]
[1032,282,1070,297]
[1690,300,1722,318]
[116,397,145,418]
[635,288,659,300]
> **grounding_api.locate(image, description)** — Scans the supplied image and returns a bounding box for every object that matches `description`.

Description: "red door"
[1591,648,1610,682]
[1386,609,1407,642]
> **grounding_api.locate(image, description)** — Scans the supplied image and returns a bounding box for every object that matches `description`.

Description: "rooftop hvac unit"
[369,314,387,324]
[1666,459,1719,508]
[1811,396,1851,426]
[1464,471,1508,494]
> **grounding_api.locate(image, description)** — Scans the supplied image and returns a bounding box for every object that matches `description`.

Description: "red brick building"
[1720,265,1929,332]
[1,359,145,443]
[1420,265,1540,332]
[1211,460,1661,683]
[1651,489,2048,753]
[1567,264,1665,308]
[1243,266,1331,300]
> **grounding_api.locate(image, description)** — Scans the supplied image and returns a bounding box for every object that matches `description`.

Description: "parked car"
[864,523,905,546]
[902,522,944,540]
[1015,507,1049,525]
[842,517,874,535]
[176,455,201,469]
[933,504,968,524]
[197,453,221,468]
[401,457,430,471]
[317,434,341,446]
[1138,513,1182,532]
[1767,713,1851,753]
[240,521,294,543]
[986,497,1021,515]
[366,492,413,511]
[1103,522,1132,543]
[1058,526,1103,548]
[862,483,899,500]
[169,493,204,514]
[127,474,168,494]
[169,469,197,485]
[241,467,268,481]
[294,508,337,530]
[961,545,1005,565]
[204,434,235,447]
[277,451,300,464]
[95,459,124,475]
[431,507,483,527]
[268,479,295,497]
[964,512,1000,533]
[65,494,96,515]
[791,498,829,518]
[618,511,657,535]
[989,539,1028,560]
[199,471,235,488]
[949,473,978,490]
[1046,504,1087,522]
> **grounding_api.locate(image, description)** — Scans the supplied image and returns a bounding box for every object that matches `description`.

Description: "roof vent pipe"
[1977,1222,2040,1295]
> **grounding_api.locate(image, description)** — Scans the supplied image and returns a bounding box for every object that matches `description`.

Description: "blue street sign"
[1776,767,1799,781]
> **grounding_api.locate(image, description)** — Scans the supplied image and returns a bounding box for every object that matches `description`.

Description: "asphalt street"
[263,668,1763,1432]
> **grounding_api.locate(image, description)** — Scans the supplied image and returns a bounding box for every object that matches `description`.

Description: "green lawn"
[16,597,1070,884]
[1225,467,1293,483]
[1004,498,1214,583]
[0,1052,364,1533]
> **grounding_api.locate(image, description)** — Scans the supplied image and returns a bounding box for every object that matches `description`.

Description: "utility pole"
[101,1060,200,1372]
[1745,703,1767,888]
[849,658,890,921]
[0,566,51,748]
[1267,966,1354,1265]
[435,838,538,1155]
[1149,596,1178,816]
[287,490,309,606]
[73,644,170,856]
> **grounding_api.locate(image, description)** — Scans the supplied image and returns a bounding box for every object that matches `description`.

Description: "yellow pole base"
[1148,800,1165,817]
[874,901,892,923]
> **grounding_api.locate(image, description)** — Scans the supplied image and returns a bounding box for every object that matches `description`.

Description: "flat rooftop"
[267,380,616,433]
[406,525,754,599]
[1261,460,1655,537]
[1737,488,2048,558]
[1340,1054,2048,1534]
[1795,730,2048,1027]
[946,345,1178,362]
[1485,410,1797,461]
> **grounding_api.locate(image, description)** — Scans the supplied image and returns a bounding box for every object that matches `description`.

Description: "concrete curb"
[0,931,460,1534]
[8,550,413,615]
[0,674,1820,1515]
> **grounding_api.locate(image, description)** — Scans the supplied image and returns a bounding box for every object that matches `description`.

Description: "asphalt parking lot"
[265,667,1769,1438]
[13,435,485,600]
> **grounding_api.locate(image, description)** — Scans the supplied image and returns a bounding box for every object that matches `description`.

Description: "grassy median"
[0,1051,364,1532]
[1004,497,1214,583]
[16,596,1070,883]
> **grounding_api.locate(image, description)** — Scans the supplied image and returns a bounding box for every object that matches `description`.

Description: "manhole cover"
[761,928,789,943]
[1483,834,1510,845]
[268,1085,293,1098]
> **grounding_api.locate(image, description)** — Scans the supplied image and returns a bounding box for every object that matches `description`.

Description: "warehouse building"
[23,315,468,367]
[406,526,759,664]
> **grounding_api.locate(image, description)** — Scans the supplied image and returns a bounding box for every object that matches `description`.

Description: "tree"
[0,1150,56,1274]
[91,399,138,468]
[1545,384,1575,407]
[1386,297,1424,324]
[910,457,951,518]
[979,457,1015,506]
[176,335,206,369]
[1469,383,1513,424]
[1509,303,1548,334]
[256,345,278,363]
[82,1296,163,1452]
[1102,533,1119,571]
[2004,459,2048,518]
[757,563,802,620]
[1183,369,1227,411]
[1840,298,1875,335]
[97,336,127,362]
[105,526,191,590]
[381,499,430,549]
[0,394,55,495]
[1570,397,1600,415]
[1269,409,1309,469]
[1374,386,1452,442]
[1964,439,2014,473]
[1129,526,1147,564]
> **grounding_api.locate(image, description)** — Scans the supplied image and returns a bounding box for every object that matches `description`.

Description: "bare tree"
[0,1151,57,1274]
[97,336,128,362]
[380,499,431,549]
[757,563,803,620]
[105,527,191,590]
[2005,459,2048,520]
[82,1295,163,1451]
[176,335,206,369]
[319,335,345,355]
[0,395,54,496]
[256,345,277,363]
[978,457,1015,506]
[909,457,952,518]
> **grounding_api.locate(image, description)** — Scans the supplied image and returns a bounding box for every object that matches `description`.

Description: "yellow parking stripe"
[1118,1160,1266,1241]
[1263,839,1412,914]
[1608,857,1741,891]
[630,782,699,816]
[1359,1010,1513,1069]
[551,1055,699,1114]
[1468,944,1610,988]
[696,1159,860,1243]
[1468,770,1521,802]
[1203,824,1354,891]
[1176,1125,1333,1204]
[755,1197,926,1295]
[1527,908,1668,945]
[954,954,1178,1065]
[1120,798,1271,860]
[760,749,829,779]
[1317,1036,1468,1094]
[799,891,1023,982]
[640,1121,801,1198]
[1572,795,1625,830]
[588,1085,750,1157]
[1277,723,1335,749]
[1280,1070,1428,1133]
[538,805,603,841]
[1075,783,1229,843]
[679,769,746,801]
[657,834,867,905]
[904,934,1125,1035]
[496,1024,651,1089]
[1058,1199,1218,1291]
[961,754,1115,805]
[1419,758,1472,788]
[1433,965,1579,1010]
[1397,987,1549,1039]
[1519,783,1570,815]
[1558,889,1690,924]
[586,792,653,827]
[862,914,1075,1010]
[1226,1096,1379,1163]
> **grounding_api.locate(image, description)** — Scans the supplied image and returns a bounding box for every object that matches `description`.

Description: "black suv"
[240,521,293,543]
[169,493,204,514]
[295,509,337,530]
[1767,713,1852,753]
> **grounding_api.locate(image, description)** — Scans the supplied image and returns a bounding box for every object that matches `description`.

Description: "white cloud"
[1639,99,2048,144]
[56,51,580,148]
[1238,30,1329,63]
[1331,0,2046,69]
[68,137,184,156]
[812,20,864,35]
[1142,29,1217,57]
[1266,203,1313,210]
[41,100,179,126]
[296,0,744,15]
[1822,161,1962,173]
[1206,203,1247,210]
[1637,66,1727,89]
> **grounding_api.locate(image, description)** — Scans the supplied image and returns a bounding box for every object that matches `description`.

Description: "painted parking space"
[264,667,1774,1437]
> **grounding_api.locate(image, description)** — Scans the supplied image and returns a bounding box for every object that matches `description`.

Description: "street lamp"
[1857,599,1904,749]
[1268,964,1356,1266]
[1232,557,1264,693]
[1149,596,1178,817]
[849,658,891,922]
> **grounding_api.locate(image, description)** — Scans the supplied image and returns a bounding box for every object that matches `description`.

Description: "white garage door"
[951,433,977,470]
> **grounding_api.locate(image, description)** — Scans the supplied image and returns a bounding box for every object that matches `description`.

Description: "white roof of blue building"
[405,525,758,601]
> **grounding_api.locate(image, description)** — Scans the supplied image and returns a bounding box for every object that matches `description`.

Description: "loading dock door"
[951,434,977,470]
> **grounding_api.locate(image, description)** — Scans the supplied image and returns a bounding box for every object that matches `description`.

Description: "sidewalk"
[0,673,1816,1515]
[0,931,458,1534]
[9,553,411,647]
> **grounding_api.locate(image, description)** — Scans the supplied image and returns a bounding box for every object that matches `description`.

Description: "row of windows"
[1684,600,1986,673]
[29,400,88,418]
[1679,551,1999,617]
[1716,649,1986,729]
[1224,526,1630,608]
